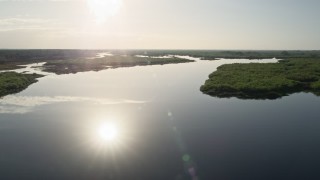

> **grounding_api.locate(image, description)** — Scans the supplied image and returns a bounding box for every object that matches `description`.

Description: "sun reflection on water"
[98,122,118,142]
[87,115,131,151]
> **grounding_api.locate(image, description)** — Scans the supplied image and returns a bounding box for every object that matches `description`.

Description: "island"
[42,55,194,74]
[0,72,43,97]
[200,58,320,99]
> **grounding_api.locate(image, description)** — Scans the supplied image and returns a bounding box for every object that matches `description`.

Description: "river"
[1,57,320,180]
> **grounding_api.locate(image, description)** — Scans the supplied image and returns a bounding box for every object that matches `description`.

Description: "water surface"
[1,58,320,180]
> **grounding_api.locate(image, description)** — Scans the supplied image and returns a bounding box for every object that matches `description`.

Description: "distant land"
[0,50,320,98]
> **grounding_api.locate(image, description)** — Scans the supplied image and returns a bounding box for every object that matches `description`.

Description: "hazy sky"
[0,0,319,49]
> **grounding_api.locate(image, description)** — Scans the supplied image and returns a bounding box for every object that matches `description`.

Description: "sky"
[0,0,319,50]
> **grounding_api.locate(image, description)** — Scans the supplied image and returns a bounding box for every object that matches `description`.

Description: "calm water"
[1,58,320,180]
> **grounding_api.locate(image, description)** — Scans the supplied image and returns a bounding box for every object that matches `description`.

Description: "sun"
[98,122,118,141]
[87,0,122,24]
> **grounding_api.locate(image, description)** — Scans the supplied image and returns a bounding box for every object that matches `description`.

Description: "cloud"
[0,95,147,114]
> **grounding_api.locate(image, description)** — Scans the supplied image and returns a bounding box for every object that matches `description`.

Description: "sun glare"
[98,122,118,141]
[87,0,122,24]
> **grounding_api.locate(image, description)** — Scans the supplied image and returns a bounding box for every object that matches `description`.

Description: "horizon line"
[0,48,319,51]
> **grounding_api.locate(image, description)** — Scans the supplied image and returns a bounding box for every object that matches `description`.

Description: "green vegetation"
[200,58,320,99]
[43,55,194,74]
[0,72,43,97]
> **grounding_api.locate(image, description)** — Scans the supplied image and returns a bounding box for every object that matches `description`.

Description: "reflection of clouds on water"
[0,106,31,114]
[0,95,147,114]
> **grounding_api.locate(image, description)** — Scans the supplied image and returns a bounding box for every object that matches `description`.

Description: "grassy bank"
[0,72,43,97]
[200,58,320,99]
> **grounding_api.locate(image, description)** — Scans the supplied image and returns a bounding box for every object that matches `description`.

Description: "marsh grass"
[0,72,43,97]
[200,58,320,99]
